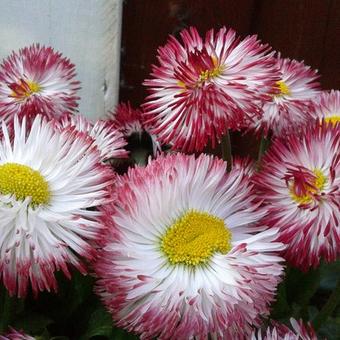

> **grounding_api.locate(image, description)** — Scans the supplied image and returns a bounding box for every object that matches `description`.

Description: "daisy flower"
[254,123,340,270]
[109,102,144,137]
[95,153,284,339]
[0,115,113,297]
[253,56,320,136]
[143,26,279,152]
[251,318,317,340]
[109,102,161,155]
[0,44,80,124]
[0,328,35,340]
[59,114,128,162]
[312,90,340,125]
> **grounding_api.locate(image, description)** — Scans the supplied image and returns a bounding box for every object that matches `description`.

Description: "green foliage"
[0,271,137,339]
[270,261,340,340]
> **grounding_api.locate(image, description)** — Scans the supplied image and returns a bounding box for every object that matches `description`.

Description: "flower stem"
[313,278,340,330]
[257,132,268,162]
[221,131,232,171]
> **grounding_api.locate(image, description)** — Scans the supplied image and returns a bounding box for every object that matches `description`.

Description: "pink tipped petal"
[252,56,320,136]
[312,89,340,125]
[143,27,279,152]
[59,113,128,162]
[251,318,317,340]
[0,44,80,124]
[95,153,284,339]
[0,327,36,340]
[254,123,340,270]
[0,115,113,297]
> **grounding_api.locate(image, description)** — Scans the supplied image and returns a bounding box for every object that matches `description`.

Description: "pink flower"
[251,318,317,340]
[143,27,279,152]
[59,114,128,162]
[254,123,340,270]
[0,115,113,297]
[312,89,340,125]
[108,102,144,137]
[252,56,320,136]
[95,153,284,339]
[109,102,161,155]
[0,44,80,124]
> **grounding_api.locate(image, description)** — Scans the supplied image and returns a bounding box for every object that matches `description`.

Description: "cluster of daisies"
[0,25,338,340]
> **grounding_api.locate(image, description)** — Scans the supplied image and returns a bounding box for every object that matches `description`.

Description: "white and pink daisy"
[254,123,340,270]
[109,102,161,155]
[253,56,320,136]
[143,26,279,152]
[59,114,128,162]
[108,102,144,137]
[251,318,317,340]
[0,44,80,124]
[312,89,340,125]
[0,115,113,297]
[95,153,284,339]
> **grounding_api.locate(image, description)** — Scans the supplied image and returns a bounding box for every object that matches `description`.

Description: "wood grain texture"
[252,0,332,80]
[320,0,340,89]
[0,0,122,119]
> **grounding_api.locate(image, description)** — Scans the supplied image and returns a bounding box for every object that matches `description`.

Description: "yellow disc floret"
[0,163,50,206]
[26,80,42,95]
[290,169,326,205]
[10,79,42,99]
[275,80,291,97]
[161,210,232,266]
[324,115,340,125]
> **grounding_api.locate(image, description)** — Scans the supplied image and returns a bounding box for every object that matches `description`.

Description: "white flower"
[0,115,112,297]
[95,153,284,339]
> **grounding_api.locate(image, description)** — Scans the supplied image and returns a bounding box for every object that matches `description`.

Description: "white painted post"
[0,0,122,120]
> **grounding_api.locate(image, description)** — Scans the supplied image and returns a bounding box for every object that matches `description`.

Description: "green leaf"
[13,312,53,334]
[271,279,291,319]
[320,260,340,291]
[111,327,138,340]
[317,316,340,340]
[81,306,113,339]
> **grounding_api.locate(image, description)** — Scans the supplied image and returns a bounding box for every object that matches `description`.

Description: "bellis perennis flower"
[109,101,144,137]
[109,101,161,155]
[251,318,317,340]
[143,26,279,152]
[95,154,284,339]
[312,89,340,126]
[0,115,113,297]
[254,123,340,270]
[59,113,128,162]
[253,56,320,136]
[0,44,80,124]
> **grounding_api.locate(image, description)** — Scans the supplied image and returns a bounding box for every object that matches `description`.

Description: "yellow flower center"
[161,210,232,266]
[324,115,340,125]
[197,57,223,86]
[0,163,50,206]
[290,169,326,205]
[10,79,42,99]
[26,80,42,95]
[275,80,290,97]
